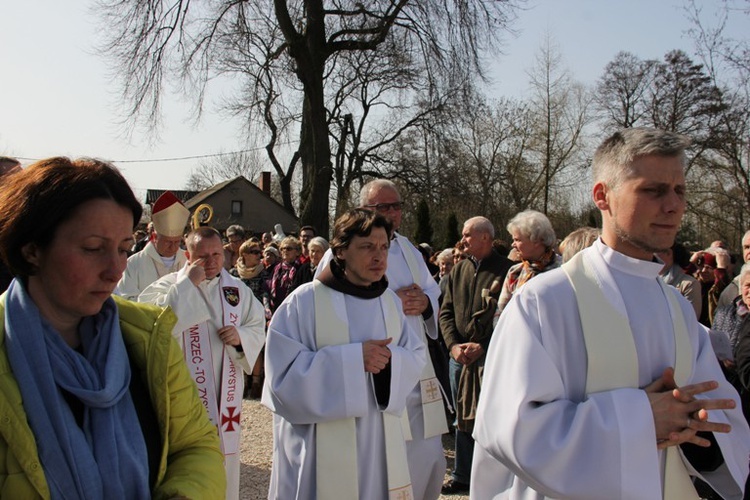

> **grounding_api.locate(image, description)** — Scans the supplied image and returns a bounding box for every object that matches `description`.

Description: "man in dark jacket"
[438,216,511,494]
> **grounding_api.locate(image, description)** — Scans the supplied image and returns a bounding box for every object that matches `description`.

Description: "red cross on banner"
[221,406,241,432]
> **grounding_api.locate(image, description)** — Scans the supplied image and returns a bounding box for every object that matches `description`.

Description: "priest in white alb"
[138,226,266,500]
[263,208,426,499]
[316,179,447,499]
[116,190,189,300]
[471,128,750,499]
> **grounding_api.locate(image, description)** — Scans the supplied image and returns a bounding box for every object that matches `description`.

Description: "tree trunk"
[298,84,333,237]
[291,0,333,237]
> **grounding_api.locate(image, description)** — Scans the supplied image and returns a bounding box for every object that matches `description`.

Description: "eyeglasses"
[364,202,403,213]
[281,246,300,251]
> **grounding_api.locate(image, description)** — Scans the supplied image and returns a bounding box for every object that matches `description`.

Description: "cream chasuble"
[563,251,698,499]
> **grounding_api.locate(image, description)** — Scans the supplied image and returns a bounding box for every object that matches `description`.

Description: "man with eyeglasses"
[316,179,446,499]
[116,191,189,300]
[223,224,246,271]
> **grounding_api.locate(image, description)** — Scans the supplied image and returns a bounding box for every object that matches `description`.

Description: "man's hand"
[450,344,469,364]
[450,342,484,365]
[363,338,392,374]
[645,367,734,449]
[462,342,484,365]
[396,283,429,316]
[218,325,241,347]
[186,258,206,286]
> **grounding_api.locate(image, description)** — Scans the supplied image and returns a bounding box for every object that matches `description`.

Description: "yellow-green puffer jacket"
[0,295,226,499]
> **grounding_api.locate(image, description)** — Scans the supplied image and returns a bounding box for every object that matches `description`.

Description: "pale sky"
[1,1,747,200]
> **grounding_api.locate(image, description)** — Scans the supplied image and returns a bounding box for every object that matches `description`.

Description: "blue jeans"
[449,357,474,484]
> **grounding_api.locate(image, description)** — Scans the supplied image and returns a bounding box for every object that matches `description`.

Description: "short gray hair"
[359,179,399,206]
[464,216,495,239]
[592,127,690,190]
[226,224,245,238]
[436,248,454,265]
[307,236,330,253]
[507,210,556,248]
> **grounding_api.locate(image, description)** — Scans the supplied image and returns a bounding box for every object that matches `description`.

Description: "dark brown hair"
[331,209,393,267]
[0,157,142,277]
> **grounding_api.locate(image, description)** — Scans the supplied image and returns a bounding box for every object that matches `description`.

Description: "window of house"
[231,200,242,216]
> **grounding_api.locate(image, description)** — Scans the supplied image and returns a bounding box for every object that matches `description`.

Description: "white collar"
[595,239,664,279]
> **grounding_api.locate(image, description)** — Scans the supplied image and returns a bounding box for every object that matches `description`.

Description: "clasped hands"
[646,367,734,450]
[451,342,483,365]
[395,283,429,316]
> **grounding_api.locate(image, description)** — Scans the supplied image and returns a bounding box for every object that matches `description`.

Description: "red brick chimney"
[259,171,271,196]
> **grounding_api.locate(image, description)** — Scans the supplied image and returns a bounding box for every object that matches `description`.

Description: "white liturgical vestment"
[317,233,446,499]
[138,267,266,500]
[471,240,750,500]
[115,241,187,300]
[262,281,426,499]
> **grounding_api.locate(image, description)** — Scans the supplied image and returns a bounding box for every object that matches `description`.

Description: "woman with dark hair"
[0,157,224,498]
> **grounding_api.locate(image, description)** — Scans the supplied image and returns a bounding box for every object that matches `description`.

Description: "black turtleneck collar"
[316,259,389,299]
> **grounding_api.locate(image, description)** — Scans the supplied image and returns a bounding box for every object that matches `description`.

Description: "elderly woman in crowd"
[0,157,224,498]
[435,248,455,300]
[494,210,561,323]
[268,235,302,312]
[292,236,329,289]
[714,262,750,423]
[230,239,267,302]
[714,262,750,358]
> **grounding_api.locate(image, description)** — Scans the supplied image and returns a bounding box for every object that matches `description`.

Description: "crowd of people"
[2,126,750,499]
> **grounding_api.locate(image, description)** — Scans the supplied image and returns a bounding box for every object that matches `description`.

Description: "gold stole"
[563,251,699,499]
[396,234,449,439]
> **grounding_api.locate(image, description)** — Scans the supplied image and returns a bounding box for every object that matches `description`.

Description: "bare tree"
[683,0,750,244]
[97,0,520,235]
[595,51,656,129]
[526,36,592,214]
[645,50,726,156]
[185,150,265,191]
[325,36,451,217]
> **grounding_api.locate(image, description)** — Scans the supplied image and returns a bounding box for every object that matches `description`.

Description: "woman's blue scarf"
[4,279,150,499]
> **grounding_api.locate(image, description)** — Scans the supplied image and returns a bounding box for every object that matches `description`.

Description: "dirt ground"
[238,398,469,499]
